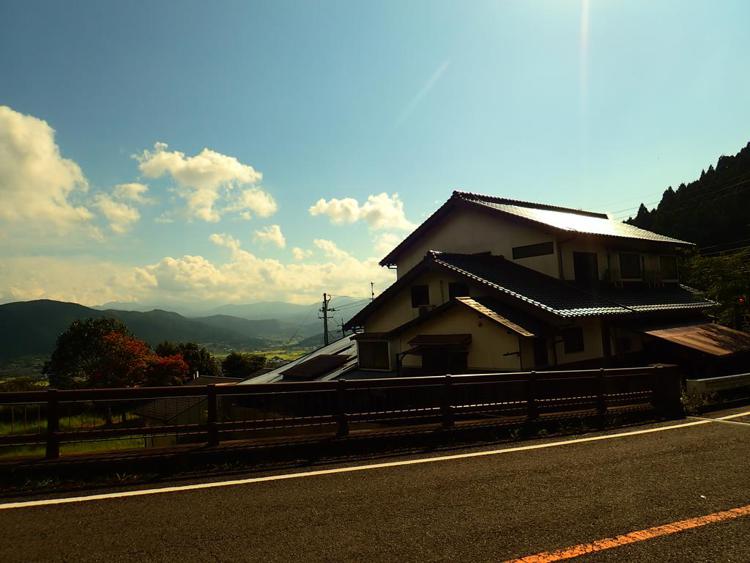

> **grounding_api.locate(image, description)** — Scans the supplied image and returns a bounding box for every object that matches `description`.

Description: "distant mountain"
[0,300,270,363]
[627,141,750,249]
[208,301,319,321]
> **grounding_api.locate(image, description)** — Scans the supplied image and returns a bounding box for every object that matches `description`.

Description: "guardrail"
[0,365,682,460]
[686,372,750,394]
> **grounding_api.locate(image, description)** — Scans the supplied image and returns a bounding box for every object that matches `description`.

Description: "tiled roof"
[454,191,692,245]
[380,191,693,266]
[431,252,714,318]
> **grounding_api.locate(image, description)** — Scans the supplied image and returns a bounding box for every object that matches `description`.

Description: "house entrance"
[421,349,468,374]
[573,252,599,287]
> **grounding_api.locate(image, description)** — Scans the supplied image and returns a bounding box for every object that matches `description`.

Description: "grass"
[0,437,147,460]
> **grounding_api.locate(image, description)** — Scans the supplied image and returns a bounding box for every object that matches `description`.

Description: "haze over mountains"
[0,297,369,364]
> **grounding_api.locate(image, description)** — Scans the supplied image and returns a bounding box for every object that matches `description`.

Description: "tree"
[44,318,131,388]
[155,341,221,377]
[222,352,266,379]
[86,331,152,388]
[145,354,190,386]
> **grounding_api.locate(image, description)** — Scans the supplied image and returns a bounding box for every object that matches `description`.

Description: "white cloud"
[209,232,241,251]
[291,247,313,260]
[93,194,140,234]
[227,187,278,220]
[112,182,150,203]
[373,232,405,255]
[253,224,286,248]
[0,105,92,231]
[309,192,414,231]
[313,238,351,259]
[0,236,396,307]
[136,142,274,222]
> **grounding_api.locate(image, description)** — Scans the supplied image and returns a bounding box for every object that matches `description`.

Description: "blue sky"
[1,0,749,308]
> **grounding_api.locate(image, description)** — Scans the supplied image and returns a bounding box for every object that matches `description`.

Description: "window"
[619,253,642,279]
[659,255,678,280]
[448,282,469,300]
[573,252,599,286]
[561,327,584,354]
[410,285,429,307]
[512,241,554,260]
[358,341,389,370]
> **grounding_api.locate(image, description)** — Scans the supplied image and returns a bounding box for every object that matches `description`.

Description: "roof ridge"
[452,190,609,219]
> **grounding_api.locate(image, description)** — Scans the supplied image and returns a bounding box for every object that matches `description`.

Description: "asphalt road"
[2,408,749,562]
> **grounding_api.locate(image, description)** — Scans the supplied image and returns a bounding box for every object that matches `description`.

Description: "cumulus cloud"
[91,182,150,234]
[93,194,140,234]
[309,192,414,231]
[0,105,92,230]
[253,224,286,248]
[136,142,275,222]
[226,188,278,220]
[1,235,396,307]
[313,238,351,259]
[112,182,150,203]
[125,235,394,305]
[373,232,405,255]
[291,247,312,260]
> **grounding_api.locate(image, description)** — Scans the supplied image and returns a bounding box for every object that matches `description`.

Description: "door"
[573,252,599,287]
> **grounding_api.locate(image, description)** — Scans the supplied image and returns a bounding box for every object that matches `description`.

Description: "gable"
[388,203,559,278]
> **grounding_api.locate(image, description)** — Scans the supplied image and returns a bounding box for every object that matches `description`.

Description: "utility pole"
[319,293,336,346]
[371,282,375,302]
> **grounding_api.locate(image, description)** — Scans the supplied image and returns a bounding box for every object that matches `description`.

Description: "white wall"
[394,206,560,279]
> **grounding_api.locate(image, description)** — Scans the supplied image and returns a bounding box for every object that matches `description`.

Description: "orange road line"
[506,503,750,562]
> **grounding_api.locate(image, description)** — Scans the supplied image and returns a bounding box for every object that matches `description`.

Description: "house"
[343,191,750,377]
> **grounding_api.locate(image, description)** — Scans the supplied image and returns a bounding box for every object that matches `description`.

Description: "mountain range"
[0,298,369,364]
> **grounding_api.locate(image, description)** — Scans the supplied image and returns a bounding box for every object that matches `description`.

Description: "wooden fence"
[0,365,682,460]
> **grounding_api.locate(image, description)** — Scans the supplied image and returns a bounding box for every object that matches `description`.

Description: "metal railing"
[0,365,682,460]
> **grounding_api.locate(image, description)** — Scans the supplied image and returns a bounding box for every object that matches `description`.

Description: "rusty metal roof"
[643,323,750,356]
[455,296,538,337]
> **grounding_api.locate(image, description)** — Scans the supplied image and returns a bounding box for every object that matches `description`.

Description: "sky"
[1,0,749,309]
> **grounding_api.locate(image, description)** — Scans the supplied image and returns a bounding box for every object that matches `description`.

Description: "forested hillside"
[628,142,750,250]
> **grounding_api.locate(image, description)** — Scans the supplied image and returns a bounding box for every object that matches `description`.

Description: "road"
[2,408,749,562]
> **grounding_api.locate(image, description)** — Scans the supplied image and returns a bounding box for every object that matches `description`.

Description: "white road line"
[2,409,748,511]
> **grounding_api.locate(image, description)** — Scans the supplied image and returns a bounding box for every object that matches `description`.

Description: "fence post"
[45,389,60,460]
[652,364,684,418]
[336,379,349,437]
[526,371,539,422]
[207,384,219,447]
[441,375,454,429]
[596,368,608,427]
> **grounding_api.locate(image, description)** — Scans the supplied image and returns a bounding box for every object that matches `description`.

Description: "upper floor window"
[512,241,554,260]
[448,282,469,300]
[619,253,642,280]
[659,255,678,280]
[561,327,584,354]
[410,285,430,308]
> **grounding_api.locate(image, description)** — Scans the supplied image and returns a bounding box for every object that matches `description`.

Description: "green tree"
[221,352,266,379]
[156,341,221,377]
[43,318,131,388]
